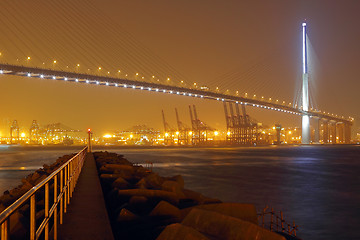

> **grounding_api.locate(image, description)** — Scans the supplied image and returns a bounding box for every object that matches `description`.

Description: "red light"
[87,128,91,133]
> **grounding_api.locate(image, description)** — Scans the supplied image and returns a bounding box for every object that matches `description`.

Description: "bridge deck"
[58,153,114,240]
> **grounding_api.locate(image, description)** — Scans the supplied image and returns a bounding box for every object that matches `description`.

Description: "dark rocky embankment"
[0,154,76,239]
[94,151,286,240]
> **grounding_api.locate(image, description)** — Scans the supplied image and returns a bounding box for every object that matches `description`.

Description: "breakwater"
[93,151,287,240]
[0,150,294,239]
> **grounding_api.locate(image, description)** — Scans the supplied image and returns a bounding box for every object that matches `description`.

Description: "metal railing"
[0,146,88,240]
[258,206,300,239]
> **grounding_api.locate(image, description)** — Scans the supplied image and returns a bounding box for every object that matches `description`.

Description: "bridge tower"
[301,22,310,144]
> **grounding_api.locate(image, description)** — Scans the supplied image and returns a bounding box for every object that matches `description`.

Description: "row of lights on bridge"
[0,61,355,121]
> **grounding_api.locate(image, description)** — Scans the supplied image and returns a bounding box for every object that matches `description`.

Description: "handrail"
[258,206,300,239]
[0,146,88,240]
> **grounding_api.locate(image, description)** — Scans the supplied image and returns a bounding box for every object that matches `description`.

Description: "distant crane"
[10,120,20,144]
[189,105,214,145]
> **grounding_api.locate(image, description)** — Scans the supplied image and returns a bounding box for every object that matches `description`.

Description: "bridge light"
[27,73,31,77]
[132,85,136,89]
[76,79,79,82]
[217,98,219,101]
[115,84,118,87]
[148,87,151,91]
[106,82,109,86]
[40,75,44,78]
[170,91,173,93]
[52,76,56,80]
[86,80,89,83]
[189,93,192,96]
[222,99,224,101]
[140,86,144,89]
[163,90,167,93]
[96,81,99,84]
[177,92,180,94]
[156,89,159,92]
[124,84,127,88]
[201,95,204,98]
[64,77,68,81]
[183,92,186,95]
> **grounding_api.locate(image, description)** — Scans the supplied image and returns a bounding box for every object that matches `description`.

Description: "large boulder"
[149,201,181,219]
[117,208,138,222]
[156,223,209,240]
[161,181,185,198]
[118,189,179,206]
[194,203,258,224]
[112,177,130,189]
[182,208,286,240]
[165,175,185,188]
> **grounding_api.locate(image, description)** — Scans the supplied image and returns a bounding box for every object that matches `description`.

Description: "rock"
[129,196,148,206]
[166,175,185,189]
[117,208,138,222]
[135,178,148,189]
[149,201,181,219]
[156,223,209,240]
[161,181,185,198]
[112,177,130,189]
[182,189,206,204]
[118,189,179,206]
[144,173,165,189]
[182,208,286,240]
[194,203,258,224]
[9,211,27,240]
[100,173,123,184]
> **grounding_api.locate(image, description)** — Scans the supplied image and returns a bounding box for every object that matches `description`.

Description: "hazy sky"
[0,0,359,137]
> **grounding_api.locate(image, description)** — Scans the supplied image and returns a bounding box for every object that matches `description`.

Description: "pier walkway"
[58,153,114,240]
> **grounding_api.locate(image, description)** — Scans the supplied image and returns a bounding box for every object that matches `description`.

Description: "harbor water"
[0,145,359,240]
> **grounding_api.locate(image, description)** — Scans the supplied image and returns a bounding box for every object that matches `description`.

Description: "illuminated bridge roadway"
[0,63,354,144]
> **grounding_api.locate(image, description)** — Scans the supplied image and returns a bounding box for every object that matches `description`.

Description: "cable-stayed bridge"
[0,0,354,144]
[0,59,353,144]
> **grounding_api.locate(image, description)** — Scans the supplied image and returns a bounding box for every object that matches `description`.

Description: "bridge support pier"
[330,121,337,144]
[338,123,344,144]
[322,120,329,144]
[313,117,320,144]
[302,115,310,144]
[344,123,351,144]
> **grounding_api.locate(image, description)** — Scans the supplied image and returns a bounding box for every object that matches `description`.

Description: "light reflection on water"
[0,145,359,240]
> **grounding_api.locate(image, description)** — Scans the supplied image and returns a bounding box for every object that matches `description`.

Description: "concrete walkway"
[58,153,114,240]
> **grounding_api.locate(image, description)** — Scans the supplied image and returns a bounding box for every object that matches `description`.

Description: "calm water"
[0,145,359,240]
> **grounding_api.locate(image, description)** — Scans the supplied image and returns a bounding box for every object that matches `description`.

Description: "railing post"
[45,183,49,240]
[30,194,36,240]
[67,165,70,204]
[280,211,285,233]
[60,169,64,224]
[270,208,274,231]
[293,221,297,236]
[87,129,92,153]
[54,175,58,240]
[1,219,9,240]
